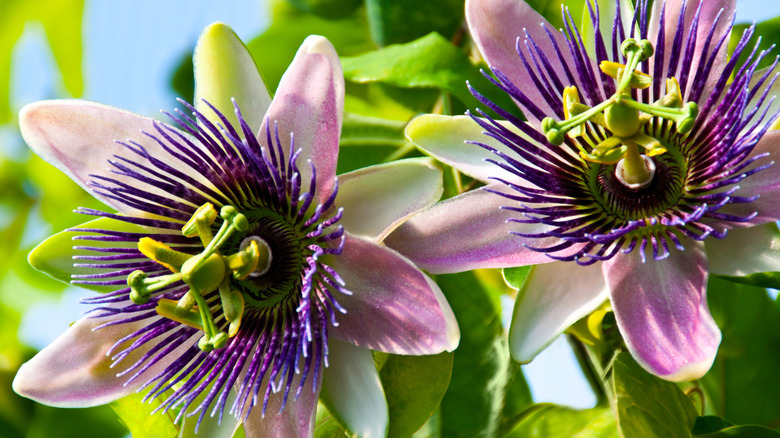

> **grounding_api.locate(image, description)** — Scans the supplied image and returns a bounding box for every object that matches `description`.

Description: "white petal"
[336,157,443,241]
[193,22,271,133]
[320,340,388,438]
[13,314,192,407]
[706,223,780,276]
[508,261,608,363]
[19,100,216,216]
[405,114,531,183]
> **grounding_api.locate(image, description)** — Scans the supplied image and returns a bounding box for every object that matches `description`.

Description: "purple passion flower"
[13,24,458,437]
[387,0,780,381]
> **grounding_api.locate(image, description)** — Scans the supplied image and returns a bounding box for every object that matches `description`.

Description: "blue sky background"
[9,0,780,412]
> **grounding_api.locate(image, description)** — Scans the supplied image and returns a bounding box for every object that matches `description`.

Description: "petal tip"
[647,329,721,382]
[301,35,336,57]
[11,362,35,399]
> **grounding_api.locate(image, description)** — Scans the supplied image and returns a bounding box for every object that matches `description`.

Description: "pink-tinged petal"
[18,100,214,215]
[325,233,459,355]
[242,372,319,438]
[320,340,388,438]
[405,114,532,184]
[603,241,721,381]
[193,22,271,133]
[13,314,190,407]
[337,158,442,242]
[705,223,780,276]
[259,35,343,203]
[508,261,608,363]
[648,0,735,103]
[466,0,589,125]
[385,185,568,274]
[716,130,780,226]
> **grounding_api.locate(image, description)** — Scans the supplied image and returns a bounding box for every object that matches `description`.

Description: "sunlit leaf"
[526,0,586,31]
[340,32,521,119]
[504,404,617,438]
[314,402,347,438]
[502,266,532,290]
[110,393,179,438]
[612,352,698,438]
[728,17,780,74]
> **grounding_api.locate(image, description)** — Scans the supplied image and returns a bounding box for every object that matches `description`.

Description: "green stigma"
[541,38,699,189]
[128,203,271,351]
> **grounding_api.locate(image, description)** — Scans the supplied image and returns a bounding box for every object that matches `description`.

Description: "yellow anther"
[156,298,205,331]
[138,237,191,273]
[600,61,652,89]
[182,203,218,238]
[665,77,683,106]
[227,240,260,280]
[563,86,583,137]
[220,288,244,324]
[632,133,667,157]
[133,203,269,350]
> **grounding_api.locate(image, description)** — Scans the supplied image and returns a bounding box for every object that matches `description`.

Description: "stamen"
[539,37,700,189]
[127,202,273,351]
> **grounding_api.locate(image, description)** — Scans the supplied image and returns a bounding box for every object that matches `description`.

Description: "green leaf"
[340,32,522,119]
[612,352,698,438]
[435,270,519,437]
[701,277,780,427]
[692,416,780,438]
[380,352,453,438]
[0,0,84,122]
[314,402,347,438]
[247,1,375,92]
[728,17,780,74]
[499,362,535,436]
[110,393,179,438]
[28,217,152,293]
[365,0,464,46]
[714,271,780,290]
[505,404,617,438]
[337,112,417,174]
[502,266,532,290]
[286,0,362,19]
[25,404,127,438]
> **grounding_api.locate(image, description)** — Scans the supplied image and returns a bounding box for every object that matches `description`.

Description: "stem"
[566,334,609,406]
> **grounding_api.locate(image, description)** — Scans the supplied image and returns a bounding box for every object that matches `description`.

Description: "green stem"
[566,334,609,407]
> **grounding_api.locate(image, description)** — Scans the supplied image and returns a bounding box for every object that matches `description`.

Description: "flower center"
[541,38,698,189]
[127,203,275,352]
[230,209,307,307]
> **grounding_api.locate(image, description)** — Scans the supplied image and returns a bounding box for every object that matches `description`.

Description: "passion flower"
[387,0,780,381]
[13,24,458,437]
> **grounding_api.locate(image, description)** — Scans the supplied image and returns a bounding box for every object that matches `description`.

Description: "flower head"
[387,0,780,381]
[14,24,458,436]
